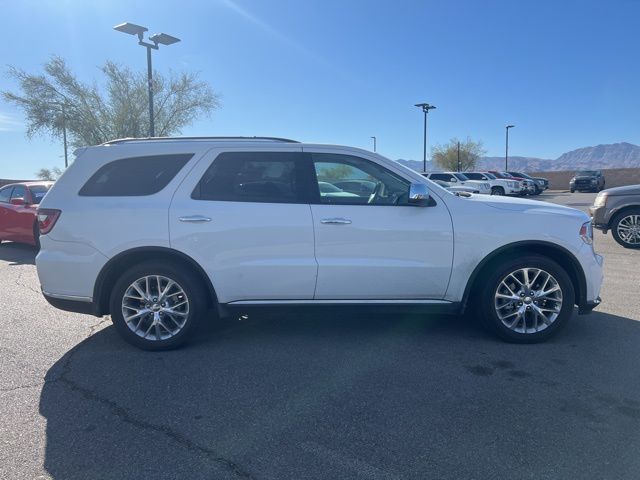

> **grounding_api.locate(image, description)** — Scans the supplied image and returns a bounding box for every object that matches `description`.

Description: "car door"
[169,147,318,303]
[0,186,14,241]
[307,149,454,300]
[9,185,34,242]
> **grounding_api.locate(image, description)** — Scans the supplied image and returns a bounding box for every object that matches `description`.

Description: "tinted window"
[312,153,409,205]
[29,185,51,204]
[11,185,27,200]
[194,152,302,203]
[454,173,469,181]
[465,173,483,180]
[79,154,193,197]
[429,173,449,181]
[0,187,12,203]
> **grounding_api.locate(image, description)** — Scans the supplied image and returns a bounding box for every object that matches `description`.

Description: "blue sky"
[1,0,639,178]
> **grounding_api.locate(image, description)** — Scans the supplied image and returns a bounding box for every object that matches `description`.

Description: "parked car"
[432,179,479,194]
[590,184,640,249]
[0,181,53,247]
[464,172,522,196]
[570,170,605,193]
[318,181,359,198]
[488,171,535,195]
[506,171,549,195]
[36,137,603,350]
[422,172,491,195]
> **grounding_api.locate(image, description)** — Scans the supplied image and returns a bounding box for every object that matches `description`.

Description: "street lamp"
[371,136,377,152]
[113,22,181,137]
[415,103,436,172]
[505,125,515,171]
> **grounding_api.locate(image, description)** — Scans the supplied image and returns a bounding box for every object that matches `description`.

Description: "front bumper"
[589,205,609,232]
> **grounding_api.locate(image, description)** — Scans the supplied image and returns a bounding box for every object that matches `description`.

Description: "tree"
[35,166,63,181]
[3,56,220,149]
[432,137,486,172]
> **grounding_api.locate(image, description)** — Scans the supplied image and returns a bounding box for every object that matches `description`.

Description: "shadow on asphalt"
[40,310,640,480]
[0,241,36,265]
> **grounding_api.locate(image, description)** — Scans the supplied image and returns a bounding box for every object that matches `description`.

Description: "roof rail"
[102,136,299,146]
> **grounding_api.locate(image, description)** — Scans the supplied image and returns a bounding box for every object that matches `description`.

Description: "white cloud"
[0,112,23,132]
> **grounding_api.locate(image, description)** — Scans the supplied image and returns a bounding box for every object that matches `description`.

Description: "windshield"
[454,173,469,181]
[28,185,51,204]
[511,172,532,179]
[577,170,597,176]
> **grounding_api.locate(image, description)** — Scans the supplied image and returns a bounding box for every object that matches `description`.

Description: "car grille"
[575,179,591,187]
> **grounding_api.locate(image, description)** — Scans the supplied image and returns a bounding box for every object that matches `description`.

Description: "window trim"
[306,152,414,207]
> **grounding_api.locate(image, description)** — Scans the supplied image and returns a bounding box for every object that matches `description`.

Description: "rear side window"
[79,154,193,196]
[0,187,12,203]
[28,185,51,204]
[193,152,304,203]
[11,185,27,200]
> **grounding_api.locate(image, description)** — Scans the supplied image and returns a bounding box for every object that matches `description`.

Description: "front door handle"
[179,215,212,223]
[320,217,352,225]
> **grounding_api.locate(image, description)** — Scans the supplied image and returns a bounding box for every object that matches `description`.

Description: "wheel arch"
[461,241,587,312]
[93,247,218,316]
[608,204,640,229]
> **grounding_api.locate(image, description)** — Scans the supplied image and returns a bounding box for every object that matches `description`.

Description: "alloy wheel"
[494,267,563,334]
[121,275,190,341]
[617,215,640,246]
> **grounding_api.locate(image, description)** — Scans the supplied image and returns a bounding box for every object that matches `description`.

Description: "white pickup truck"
[422,172,491,195]
[465,172,523,196]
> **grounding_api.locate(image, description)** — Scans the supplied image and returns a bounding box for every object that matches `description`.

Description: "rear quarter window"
[79,154,193,197]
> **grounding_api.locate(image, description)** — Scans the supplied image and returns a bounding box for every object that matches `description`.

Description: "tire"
[611,208,640,249]
[478,255,575,343]
[109,261,209,350]
[491,187,505,196]
[570,189,575,193]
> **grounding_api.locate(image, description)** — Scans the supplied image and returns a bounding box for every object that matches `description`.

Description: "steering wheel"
[367,182,383,204]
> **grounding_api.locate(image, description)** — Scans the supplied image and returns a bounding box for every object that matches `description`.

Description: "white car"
[432,179,479,194]
[36,137,603,350]
[464,172,522,196]
[423,172,491,195]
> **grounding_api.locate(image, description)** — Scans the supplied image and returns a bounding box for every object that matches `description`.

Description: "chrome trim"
[179,215,212,223]
[227,299,453,305]
[320,218,352,225]
[42,291,93,303]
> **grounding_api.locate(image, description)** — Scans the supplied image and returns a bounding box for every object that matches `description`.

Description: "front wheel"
[611,209,640,249]
[479,255,575,343]
[491,187,505,196]
[109,261,208,350]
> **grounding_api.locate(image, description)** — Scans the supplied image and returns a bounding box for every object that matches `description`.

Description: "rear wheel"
[491,186,505,196]
[109,261,208,350]
[479,255,575,343]
[570,188,575,193]
[611,208,640,249]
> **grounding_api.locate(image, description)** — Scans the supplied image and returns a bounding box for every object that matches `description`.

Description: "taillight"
[37,209,61,235]
[580,221,593,245]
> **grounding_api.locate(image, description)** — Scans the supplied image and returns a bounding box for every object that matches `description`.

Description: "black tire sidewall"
[611,208,640,249]
[109,261,207,350]
[480,255,575,343]
[492,187,504,196]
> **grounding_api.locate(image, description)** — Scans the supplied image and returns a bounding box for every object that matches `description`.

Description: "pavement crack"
[0,382,45,393]
[14,268,41,295]
[50,320,256,480]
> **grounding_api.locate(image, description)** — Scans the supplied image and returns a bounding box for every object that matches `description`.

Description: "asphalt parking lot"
[1,191,639,480]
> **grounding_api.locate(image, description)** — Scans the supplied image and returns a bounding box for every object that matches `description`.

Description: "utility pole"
[371,136,377,152]
[505,125,515,171]
[457,141,461,172]
[415,103,436,172]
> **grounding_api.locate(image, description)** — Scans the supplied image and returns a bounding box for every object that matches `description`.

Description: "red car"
[0,181,53,247]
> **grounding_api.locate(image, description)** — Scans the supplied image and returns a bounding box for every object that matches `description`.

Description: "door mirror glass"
[449,177,457,183]
[10,197,25,206]
[408,183,430,206]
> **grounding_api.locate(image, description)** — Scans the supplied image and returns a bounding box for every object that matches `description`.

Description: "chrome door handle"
[320,217,352,225]
[179,215,211,223]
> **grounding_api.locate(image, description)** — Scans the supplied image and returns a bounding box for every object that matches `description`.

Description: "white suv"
[423,172,491,195]
[36,137,603,350]
[464,172,523,196]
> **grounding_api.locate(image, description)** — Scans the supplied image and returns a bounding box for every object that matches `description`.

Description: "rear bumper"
[43,291,101,316]
[578,297,602,315]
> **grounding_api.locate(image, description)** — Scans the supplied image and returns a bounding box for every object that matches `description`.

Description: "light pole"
[415,103,436,172]
[114,22,181,137]
[505,125,515,171]
[371,136,377,152]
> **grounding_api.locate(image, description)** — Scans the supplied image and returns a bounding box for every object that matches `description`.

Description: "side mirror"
[449,177,457,183]
[10,198,26,206]
[408,183,430,206]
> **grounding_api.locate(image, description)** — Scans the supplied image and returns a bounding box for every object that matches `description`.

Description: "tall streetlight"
[505,125,515,170]
[114,22,181,137]
[371,136,377,152]
[415,103,436,172]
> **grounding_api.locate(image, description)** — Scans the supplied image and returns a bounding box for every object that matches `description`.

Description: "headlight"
[580,221,593,245]
[593,193,607,208]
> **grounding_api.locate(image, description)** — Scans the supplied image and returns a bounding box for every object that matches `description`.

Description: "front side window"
[312,153,409,205]
[0,187,12,203]
[11,185,27,201]
[428,173,451,182]
[454,173,470,181]
[28,185,51,204]
[79,154,193,197]
[194,152,303,203]
[465,173,485,180]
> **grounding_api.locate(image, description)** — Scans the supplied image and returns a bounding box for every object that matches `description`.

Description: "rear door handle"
[320,218,352,225]
[179,215,212,223]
